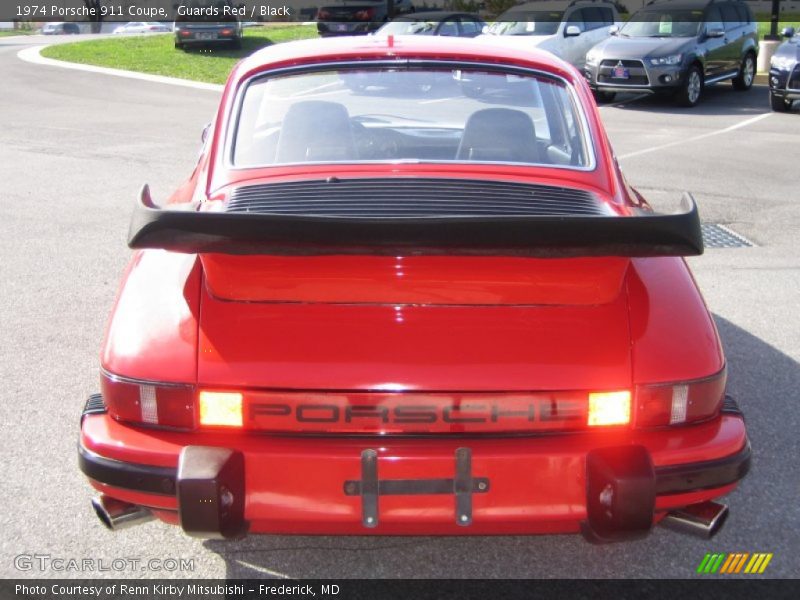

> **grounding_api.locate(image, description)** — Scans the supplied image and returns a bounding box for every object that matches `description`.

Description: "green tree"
[484,0,518,19]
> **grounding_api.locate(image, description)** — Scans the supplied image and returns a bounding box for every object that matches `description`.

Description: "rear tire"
[676,65,703,107]
[732,52,756,90]
[770,91,791,112]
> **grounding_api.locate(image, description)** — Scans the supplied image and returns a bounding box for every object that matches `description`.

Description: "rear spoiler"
[128,185,703,257]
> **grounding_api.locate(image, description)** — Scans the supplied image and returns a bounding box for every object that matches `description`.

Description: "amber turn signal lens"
[587,391,631,427]
[199,391,243,427]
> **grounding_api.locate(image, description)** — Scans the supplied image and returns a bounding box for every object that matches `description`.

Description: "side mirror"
[609,25,619,36]
[565,25,581,37]
[201,123,211,144]
[706,27,725,39]
[780,26,796,38]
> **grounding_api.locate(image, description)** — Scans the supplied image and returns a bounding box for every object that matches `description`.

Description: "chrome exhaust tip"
[660,501,729,539]
[91,495,154,531]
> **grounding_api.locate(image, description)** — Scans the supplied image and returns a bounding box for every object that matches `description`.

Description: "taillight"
[635,367,727,428]
[101,371,195,429]
[354,8,376,20]
[221,28,232,35]
[317,9,331,19]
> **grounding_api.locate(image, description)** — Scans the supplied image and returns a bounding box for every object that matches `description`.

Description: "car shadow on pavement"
[204,315,799,578]
[607,83,775,116]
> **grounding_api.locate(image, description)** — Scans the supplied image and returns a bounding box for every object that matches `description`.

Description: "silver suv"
[583,0,758,107]
[481,0,621,70]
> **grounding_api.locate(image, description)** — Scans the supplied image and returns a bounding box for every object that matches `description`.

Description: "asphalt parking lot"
[0,34,798,579]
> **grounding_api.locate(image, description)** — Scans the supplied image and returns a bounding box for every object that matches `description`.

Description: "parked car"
[374,11,486,38]
[41,22,80,35]
[317,0,415,37]
[768,26,799,111]
[113,22,171,35]
[79,36,749,542]
[479,0,621,69]
[174,0,243,49]
[584,0,758,106]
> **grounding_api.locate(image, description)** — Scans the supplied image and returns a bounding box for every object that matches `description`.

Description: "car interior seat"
[275,101,356,163]
[456,108,541,163]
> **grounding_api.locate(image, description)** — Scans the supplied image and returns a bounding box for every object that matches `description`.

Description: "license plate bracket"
[344,448,489,527]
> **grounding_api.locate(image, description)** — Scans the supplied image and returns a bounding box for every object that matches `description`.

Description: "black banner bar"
[2,579,799,600]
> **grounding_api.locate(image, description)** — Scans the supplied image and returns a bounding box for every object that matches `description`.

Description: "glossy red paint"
[101,251,201,384]
[201,255,630,305]
[81,411,747,534]
[81,37,749,539]
[196,283,632,391]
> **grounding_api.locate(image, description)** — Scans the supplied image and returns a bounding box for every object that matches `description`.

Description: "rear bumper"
[79,399,749,538]
[317,22,376,36]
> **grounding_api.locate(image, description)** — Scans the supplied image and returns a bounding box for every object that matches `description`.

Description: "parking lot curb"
[17,44,224,92]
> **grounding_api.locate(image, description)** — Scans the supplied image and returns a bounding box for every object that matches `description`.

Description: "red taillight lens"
[317,9,331,19]
[221,28,232,35]
[101,371,195,429]
[635,367,727,428]
[354,8,376,20]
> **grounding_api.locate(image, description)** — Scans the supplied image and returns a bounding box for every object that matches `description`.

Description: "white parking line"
[618,112,773,160]
[290,81,344,97]
[419,97,459,105]
[17,45,224,92]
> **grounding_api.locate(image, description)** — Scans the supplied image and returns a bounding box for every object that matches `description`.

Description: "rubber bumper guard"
[176,446,248,539]
[582,445,657,543]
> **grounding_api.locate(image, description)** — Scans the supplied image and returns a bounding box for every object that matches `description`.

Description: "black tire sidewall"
[678,66,703,107]
[733,53,756,90]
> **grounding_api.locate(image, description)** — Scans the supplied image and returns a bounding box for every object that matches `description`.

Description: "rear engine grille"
[226,178,610,218]
[598,59,650,86]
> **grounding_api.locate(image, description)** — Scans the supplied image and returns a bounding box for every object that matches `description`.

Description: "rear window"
[231,66,592,170]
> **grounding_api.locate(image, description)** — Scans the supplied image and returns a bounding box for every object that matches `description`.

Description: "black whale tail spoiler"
[128,184,704,258]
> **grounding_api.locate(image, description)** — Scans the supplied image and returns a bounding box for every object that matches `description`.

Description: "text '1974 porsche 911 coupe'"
[79,35,749,542]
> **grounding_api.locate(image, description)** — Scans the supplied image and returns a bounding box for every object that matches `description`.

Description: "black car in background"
[317,0,415,37]
[375,11,486,38]
[584,0,758,107]
[174,0,243,50]
[769,26,800,112]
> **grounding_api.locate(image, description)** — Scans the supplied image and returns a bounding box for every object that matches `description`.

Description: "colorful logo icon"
[697,553,773,574]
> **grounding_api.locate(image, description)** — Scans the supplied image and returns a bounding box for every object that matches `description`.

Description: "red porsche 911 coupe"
[79,35,749,542]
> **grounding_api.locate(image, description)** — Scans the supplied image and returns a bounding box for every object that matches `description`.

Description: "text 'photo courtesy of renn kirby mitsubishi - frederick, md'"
[0,0,798,597]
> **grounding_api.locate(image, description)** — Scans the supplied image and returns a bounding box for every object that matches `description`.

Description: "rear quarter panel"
[627,257,724,384]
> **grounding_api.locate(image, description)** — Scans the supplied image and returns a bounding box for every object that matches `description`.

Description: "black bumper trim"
[654,441,751,495]
[78,440,750,501]
[78,445,176,496]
